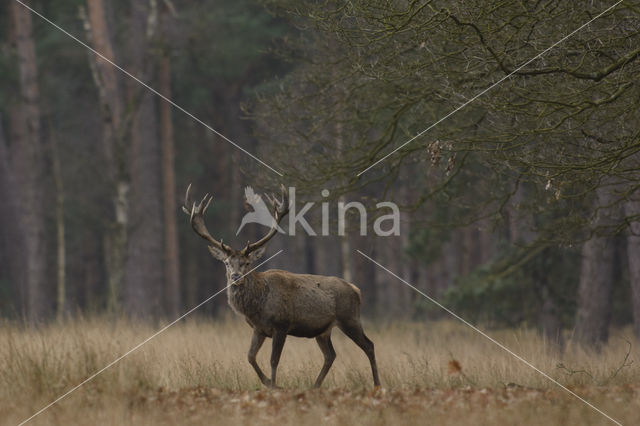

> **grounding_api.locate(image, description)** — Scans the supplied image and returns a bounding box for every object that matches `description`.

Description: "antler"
[182,184,232,255]
[242,184,289,255]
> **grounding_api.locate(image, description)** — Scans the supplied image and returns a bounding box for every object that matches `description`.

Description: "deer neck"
[226,272,268,319]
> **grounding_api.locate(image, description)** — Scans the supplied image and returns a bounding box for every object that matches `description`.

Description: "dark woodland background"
[1,0,640,350]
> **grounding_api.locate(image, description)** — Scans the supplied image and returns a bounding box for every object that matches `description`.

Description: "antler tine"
[182,185,232,255]
[203,194,213,213]
[197,193,208,211]
[264,192,277,208]
[182,183,193,215]
[265,185,287,211]
[185,183,192,205]
[274,184,289,218]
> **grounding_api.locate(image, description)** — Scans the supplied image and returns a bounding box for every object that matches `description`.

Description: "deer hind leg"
[313,330,336,388]
[338,320,381,387]
[269,330,287,388]
[248,329,270,386]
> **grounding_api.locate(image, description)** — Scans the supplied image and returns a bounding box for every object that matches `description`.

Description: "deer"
[182,184,380,389]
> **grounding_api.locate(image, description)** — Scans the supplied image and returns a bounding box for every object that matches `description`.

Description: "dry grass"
[1,316,639,425]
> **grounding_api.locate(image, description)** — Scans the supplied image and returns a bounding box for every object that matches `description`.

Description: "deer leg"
[269,330,287,388]
[248,329,270,386]
[338,320,381,387]
[313,331,336,388]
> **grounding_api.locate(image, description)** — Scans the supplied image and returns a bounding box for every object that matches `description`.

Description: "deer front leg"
[269,330,287,388]
[248,329,270,386]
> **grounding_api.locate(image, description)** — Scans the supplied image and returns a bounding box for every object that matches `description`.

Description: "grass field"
[1,317,638,425]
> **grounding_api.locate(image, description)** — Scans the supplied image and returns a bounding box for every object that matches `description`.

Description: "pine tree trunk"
[159,51,181,317]
[83,0,128,314]
[50,128,66,320]
[10,3,47,322]
[123,0,164,317]
[0,116,26,317]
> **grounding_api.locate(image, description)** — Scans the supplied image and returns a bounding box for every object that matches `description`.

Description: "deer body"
[183,185,380,388]
[229,270,360,338]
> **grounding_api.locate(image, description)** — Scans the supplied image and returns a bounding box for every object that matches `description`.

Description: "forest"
[1,1,640,425]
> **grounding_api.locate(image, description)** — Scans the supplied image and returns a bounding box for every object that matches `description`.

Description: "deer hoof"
[368,385,383,397]
[266,381,282,390]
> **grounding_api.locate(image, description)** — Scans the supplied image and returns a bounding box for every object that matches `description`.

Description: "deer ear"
[247,246,266,262]
[208,245,228,261]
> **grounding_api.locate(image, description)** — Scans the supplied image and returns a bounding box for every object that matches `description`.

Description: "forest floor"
[1,318,638,425]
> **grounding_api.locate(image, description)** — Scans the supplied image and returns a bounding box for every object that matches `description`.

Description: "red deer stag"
[182,184,380,388]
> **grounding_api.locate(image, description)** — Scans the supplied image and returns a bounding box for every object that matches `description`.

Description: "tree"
[82,0,129,313]
[9,2,47,321]
[257,1,640,219]
[50,126,67,320]
[0,0,293,319]
[122,0,164,317]
[575,184,621,347]
[625,195,640,339]
[82,0,165,317]
[255,0,640,335]
[159,17,181,317]
[0,114,26,317]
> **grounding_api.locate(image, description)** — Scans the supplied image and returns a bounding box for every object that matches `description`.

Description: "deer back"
[257,270,361,337]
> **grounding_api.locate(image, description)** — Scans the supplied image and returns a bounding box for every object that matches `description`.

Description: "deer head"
[182,184,289,284]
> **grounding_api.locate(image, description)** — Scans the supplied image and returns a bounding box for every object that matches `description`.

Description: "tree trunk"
[123,0,164,317]
[10,3,47,322]
[509,184,564,348]
[574,236,616,348]
[83,0,128,314]
[79,233,101,312]
[159,51,181,317]
[0,115,27,317]
[50,127,66,320]
[535,262,565,350]
[625,197,640,339]
[575,185,620,349]
[183,245,200,309]
[335,116,352,283]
